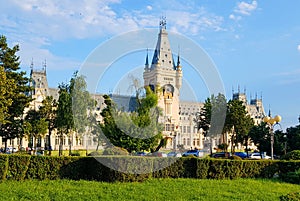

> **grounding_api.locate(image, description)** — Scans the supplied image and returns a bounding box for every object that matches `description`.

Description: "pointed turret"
[150,17,174,69]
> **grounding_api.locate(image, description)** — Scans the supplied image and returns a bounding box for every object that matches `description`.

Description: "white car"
[249,153,271,159]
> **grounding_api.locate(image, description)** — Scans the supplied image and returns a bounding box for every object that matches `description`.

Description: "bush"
[88,151,102,156]
[229,155,242,160]
[102,147,129,155]
[280,168,300,184]
[281,150,300,160]
[70,151,80,156]
[0,154,299,182]
[280,192,300,201]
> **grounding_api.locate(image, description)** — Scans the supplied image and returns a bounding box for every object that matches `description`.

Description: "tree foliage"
[100,86,163,153]
[0,35,32,150]
[0,66,15,124]
[225,99,254,152]
[24,109,48,152]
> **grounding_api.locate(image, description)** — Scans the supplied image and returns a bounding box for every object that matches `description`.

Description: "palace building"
[0,19,266,153]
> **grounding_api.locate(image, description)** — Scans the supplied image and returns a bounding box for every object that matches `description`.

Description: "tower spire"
[145,49,149,67]
[177,46,181,67]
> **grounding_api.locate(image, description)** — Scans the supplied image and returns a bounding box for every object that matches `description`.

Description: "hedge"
[0,154,300,182]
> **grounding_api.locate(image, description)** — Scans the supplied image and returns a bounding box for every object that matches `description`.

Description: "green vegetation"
[100,86,164,153]
[0,178,299,201]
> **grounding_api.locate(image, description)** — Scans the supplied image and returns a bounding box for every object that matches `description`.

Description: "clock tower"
[143,18,182,147]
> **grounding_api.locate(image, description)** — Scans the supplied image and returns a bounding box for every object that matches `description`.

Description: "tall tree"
[55,83,73,156]
[285,117,300,153]
[0,66,15,124]
[225,99,254,153]
[0,35,32,151]
[248,122,270,156]
[24,109,48,154]
[194,93,226,153]
[100,86,163,153]
[70,72,95,154]
[39,96,57,155]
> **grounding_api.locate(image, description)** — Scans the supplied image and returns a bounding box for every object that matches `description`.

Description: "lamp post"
[263,114,282,160]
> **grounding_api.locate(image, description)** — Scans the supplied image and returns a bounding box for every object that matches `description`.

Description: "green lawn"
[0,178,298,201]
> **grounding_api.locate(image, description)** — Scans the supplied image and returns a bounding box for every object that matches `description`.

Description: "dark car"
[210,152,232,158]
[182,150,201,157]
[234,152,249,159]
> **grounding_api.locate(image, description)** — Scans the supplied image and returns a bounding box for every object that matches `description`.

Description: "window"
[187,126,191,133]
[183,126,186,133]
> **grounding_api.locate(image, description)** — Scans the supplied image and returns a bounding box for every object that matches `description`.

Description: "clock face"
[165,84,173,93]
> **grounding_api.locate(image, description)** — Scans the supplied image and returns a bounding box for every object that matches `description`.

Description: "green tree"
[56,83,73,156]
[248,122,270,156]
[70,72,95,153]
[285,117,300,153]
[194,93,226,153]
[39,96,57,155]
[100,86,163,153]
[225,99,254,153]
[24,109,48,154]
[0,66,15,124]
[0,35,32,151]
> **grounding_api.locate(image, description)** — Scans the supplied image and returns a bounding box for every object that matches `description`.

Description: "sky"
[1,0,300,130]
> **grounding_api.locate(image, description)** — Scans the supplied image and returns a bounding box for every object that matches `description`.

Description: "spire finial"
[159,16,166,30]
[238,85,240,93]
[268,105,271,117]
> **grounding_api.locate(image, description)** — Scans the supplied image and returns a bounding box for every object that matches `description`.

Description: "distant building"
[0,19,266,153]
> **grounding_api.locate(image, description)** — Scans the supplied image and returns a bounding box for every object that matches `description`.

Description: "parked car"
[167,151,182,157]
[182,149,202,157]
[149,152,167,157]
[234,152,249,159]
[249,152,271,159]
[210,152,232,158]
[134,151,148,156]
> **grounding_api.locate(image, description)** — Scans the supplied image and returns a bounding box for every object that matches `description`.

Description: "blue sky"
[1,0,300,129]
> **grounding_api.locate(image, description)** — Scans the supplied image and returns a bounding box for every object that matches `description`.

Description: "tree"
[39,96,57,155]
[70,72,95,154]
[24,109,48,154]
[0,35,32,151]
[56,83,73,156]
[248,122,285,157]
[225,100,254,153]
[285,118,300,153]
[100,86,163,153]
[248,122,270,156]
[0,66,15,124]
[194,93,226,153]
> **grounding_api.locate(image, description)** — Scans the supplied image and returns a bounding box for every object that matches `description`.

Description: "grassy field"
[0,178,298,201]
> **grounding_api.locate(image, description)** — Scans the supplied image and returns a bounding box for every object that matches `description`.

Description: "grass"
[0,178,299,201]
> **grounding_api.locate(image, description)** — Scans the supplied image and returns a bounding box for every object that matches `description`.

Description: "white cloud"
[146,5,152,11]
[229,14,241,21]
[297,44,300,52]
[234,1,258,16]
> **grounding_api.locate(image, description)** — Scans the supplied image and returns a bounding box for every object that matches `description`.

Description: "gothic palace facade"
[0,20,265,152]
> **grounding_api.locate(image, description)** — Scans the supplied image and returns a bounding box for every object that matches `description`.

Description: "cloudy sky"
[1,0,300,129]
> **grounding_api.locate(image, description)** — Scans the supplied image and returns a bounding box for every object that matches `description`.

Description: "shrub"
[281,150,300,160]
[280,168,300,184]
[88,151,102,156]
[229,155,242,160]
[102,147,129,155]
[70,151,80,156]
[280,192,300,201]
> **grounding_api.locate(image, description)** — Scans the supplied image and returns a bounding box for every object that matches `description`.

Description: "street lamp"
[263,114,282,160]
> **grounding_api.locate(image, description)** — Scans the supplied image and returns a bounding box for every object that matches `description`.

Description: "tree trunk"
[59,130,63,156]
[48,126,52,156]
